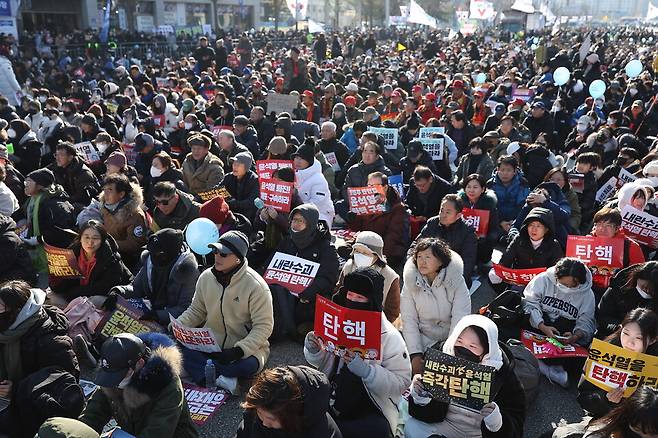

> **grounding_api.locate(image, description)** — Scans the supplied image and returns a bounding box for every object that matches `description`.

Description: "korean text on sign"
[169,315,221,353]
[264,252,320,295]
[462,208,490,238]
[256,160,294,180]
[422,348,496,411]
[369,127,399,150]
[418,127,445,139]
[313,295,382,360]
[347,186,386,215]
[96,297,162,339]
[259,178,294,213]
[566,235,623,267]
[621,205,658,249]
[44,243,82,278]
[492,264,547,286]
[520,330,589,359]
[584,338,658,398]
[197,186,232,202]
[183,383,228,426]
[73,141,100,164]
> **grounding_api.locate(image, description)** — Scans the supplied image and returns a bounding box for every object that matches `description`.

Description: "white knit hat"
[352,231,386,262]
[643,160,658,177]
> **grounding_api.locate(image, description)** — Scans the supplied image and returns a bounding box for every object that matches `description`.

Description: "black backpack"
[506,338,540,406]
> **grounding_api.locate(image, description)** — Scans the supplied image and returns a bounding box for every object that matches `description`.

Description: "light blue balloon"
[589,79,606,98]
[625,59,643,78]
[553,67,570,86]
[185,218,220,255]
[475,73,487,84]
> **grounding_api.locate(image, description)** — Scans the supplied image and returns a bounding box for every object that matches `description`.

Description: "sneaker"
[539,361,569,388]
[73,334,97,368]
[216,375,239,395]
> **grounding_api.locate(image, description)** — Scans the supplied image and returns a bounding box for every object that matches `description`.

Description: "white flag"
[470,0,495,20]
[308,19,324,33]
[407,0,438,28]
[511,0,534,14]
[648,1,658,19]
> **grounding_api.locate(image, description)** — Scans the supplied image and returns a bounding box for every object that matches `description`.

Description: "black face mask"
[345,298,372,312]
[0,312,14,332]
[453,345,482,363]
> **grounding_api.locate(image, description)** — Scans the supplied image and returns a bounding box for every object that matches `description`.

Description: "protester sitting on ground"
[181,133,225,196]
[0,213,36,284]
[406,314,525,438]
[144,151,188,209]
[487,155,530,239]
[405,165,454,233]
[222,151,260,223]
[454,137,495,187]
[150,181,201,232]
[176,231,273,394]
[292,138,335,227]
[402,237,471,376]
[48,141,100,213]
[544,168,581,233]
[458,174,500,269]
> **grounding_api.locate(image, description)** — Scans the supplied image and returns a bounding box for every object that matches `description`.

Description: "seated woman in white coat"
[401,237,471,376]
[304,267,411,438]
[293,137,335,227]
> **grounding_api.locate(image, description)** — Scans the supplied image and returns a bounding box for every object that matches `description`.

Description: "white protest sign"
[264,252,321,295]
[266,93,299,115]
[170,315,221,353]
[74,141,100,163]
[325,151,340,171]
[617,168,637,187]
[418,126,445,139]
[596,177,617,203]
[422,138,444,160]
[369,127,399,150]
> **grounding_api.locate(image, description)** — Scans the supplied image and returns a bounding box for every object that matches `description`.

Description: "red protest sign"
[211,125,233,140]
[183,383,228,426]
[314,295,382,360]
[44,243,82,278]
[264,252,320,295]
[521,330,589,359]
[621,205,658,249]
[259,179,294,213]
[256,160,294,180]
[347,186,386,215]
[492,264,546,286]
[566,235,624,273]
[462,208,490,238]
[153,114,165,129]
[569,173,585,194]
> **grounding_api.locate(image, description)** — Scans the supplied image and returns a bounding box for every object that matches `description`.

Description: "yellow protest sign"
[584,338,658,397]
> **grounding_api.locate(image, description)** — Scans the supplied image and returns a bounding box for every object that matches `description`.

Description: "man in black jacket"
[522,101,555,144]
[193,37,215,73]
[250,106,275,151]
[222,152,259,223]
[151,182,200,232]
[47,142,100,213]
[405,165,454,219]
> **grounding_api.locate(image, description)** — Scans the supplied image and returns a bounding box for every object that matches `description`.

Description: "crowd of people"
[0,21,656,438]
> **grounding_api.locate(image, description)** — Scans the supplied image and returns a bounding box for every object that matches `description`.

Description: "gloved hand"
[481,402,503,432]
[488,268,503,285]
[209,347,244,365]
[102,290,120,311]
[304,331,321,354]
[346,353,371,378]
[139,308,159,322]
[21,236,38,246]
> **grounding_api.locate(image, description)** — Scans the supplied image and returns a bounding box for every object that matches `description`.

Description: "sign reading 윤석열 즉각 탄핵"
[422,348,497,411]
[264,252,321,295]
[313,295,382,360]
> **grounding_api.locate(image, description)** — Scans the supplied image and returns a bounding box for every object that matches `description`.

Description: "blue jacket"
[487,173,530,222]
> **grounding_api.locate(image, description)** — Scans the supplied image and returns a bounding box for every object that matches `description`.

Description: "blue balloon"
[475,73,487,84]
[589,80,606,99]
[185,218,220,255]
[553,67,570,86]
[625,59,643,78]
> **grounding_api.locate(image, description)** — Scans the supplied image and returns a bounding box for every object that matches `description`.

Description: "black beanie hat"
[27,168,55,188]
[147,228,184,266]
[342,267,384,312]
[292,137,316,166]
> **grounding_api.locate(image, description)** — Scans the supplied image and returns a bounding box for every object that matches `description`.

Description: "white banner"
[470,0,495,20]
[170,315,221,353]
[648,1,658,20]
[407,0,437,28]
[370,127,399,150]
[285,0,308,21]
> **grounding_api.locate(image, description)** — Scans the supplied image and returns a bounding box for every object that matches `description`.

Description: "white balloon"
[625,59,643,78]
[553,67,571,86]
[589,80,606,99]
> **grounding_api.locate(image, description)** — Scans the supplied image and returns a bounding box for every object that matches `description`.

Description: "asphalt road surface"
[198,278,585,438]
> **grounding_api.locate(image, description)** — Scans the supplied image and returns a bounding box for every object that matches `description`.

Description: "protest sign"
[462,208,490,238]
[617,168,637,188]
[421,138,444,160]
[370,127,399,150]
[566,235,624,281]
[621,205,658,249]
[79,379,99,398]
[73,141,100,163]
[183,383,228,426]
[596,177,617,203]
[259,179,294,213]
[332,228,358,242]
[44,243,82,278]
[325,152,340,171]
[492,264,546,286]
[521,330,589,359]
[170,315,221,353]
[584,338,658,398]
[155,77,169,89]
[568,173,585,194]
[388,174,405,200]
[197,186,232,202]
[313,295,382,360]
[266,93,299,115]
[211,125,233,140]
[264,252,320,295]
[256,160,294,180]
[511,86,534,102]
[347,186,386,215]
[418,127,445,139]
[121,143,137,166]
[96,297,163,338]
[153,114,165,129]
[422,348,496,411]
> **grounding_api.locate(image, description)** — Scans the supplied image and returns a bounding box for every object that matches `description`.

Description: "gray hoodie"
[522,265,596,346]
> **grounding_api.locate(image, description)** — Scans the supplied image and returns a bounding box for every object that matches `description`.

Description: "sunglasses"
[212,249,231,257]
[155,197,174,206]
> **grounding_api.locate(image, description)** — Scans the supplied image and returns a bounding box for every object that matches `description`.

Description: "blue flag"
[99,0,112,43]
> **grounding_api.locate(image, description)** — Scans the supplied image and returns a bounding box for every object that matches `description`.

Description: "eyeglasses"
[212,248,231,257]
[155,196,174,206]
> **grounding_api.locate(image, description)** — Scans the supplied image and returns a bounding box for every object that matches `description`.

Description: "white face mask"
[96,142,109,153]
[7,128,15,138]
[117,369,133,389]
[150,166,163,178]
[556,281,578,293]
[576,123,588,133]
[184,122,193,130]
[353,253,375,268]
[637,286,652,300]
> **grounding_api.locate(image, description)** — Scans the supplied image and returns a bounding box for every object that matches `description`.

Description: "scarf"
[0,310,42,382]
[291,227,317,250]
[77,251,97,286]
[211,262,243,288]
[26,193,48,273]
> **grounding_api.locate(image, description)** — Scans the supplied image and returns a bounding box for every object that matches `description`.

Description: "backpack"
[63,296,105,342]
[506,338,540,405]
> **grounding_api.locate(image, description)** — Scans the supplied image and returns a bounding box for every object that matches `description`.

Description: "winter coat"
[0,55,21,106]
[222,171,260,223]
[181,152,225,196]
[12,130,43,175]
[304,314,411,436]
[487,173,530,222]
[98,182,148,257]
[521,113,554,143]
[341,156,391,198]
[48,157,100,212]
[415,217,478,284]
[454,153,495,186]
[522,266,596,346]
[51,235,133,300]
[151,191,200,232]
[564,187,582,232]
[510,182,571,247]
[0,215,35,283]
[235,365,342,438]
[318,137,352,174]
[401,252,471,355]
[500,207,564,270]
[24,112,47,134]
[399,151,438,184]
[217,142,253,175]
[294,159,335,227]
[458,190,500,243]
[406,174,454,218]
[79,333,198,438]
[27,185,77,248]
[522,145,555,189]
[177,262,274,371]
[235,126,261,158]
[117,249,199,325]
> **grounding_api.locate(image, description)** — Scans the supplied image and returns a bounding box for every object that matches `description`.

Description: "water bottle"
[205,359,217,389]
[254,197,265,209]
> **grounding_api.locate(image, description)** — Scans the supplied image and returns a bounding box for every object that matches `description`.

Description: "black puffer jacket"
[48,156,100,212]
[51,234,133,300]
[0,215,35,284]
[235,365,342,438]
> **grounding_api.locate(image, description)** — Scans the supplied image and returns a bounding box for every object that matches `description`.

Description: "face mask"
[637,286,652,300]
[630,88,638,96]
[7,128,15,138]
[556,282,578,293]
[353,253,375,268]
[150,166,163,178]
[0,312,13,332]
[345,298,372,312]
[38,96,47,103]
[117,369,134,389]
[576,123,588,133]
[453,345,481,363]
[615,157,628,166]
[97,142,109,153]
[607,118,615,126]
[184,122,193,130]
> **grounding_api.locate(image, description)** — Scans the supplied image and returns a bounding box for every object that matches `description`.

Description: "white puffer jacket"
[401,251,471,355]
[0,56,20,106]
[295,158,335,227]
